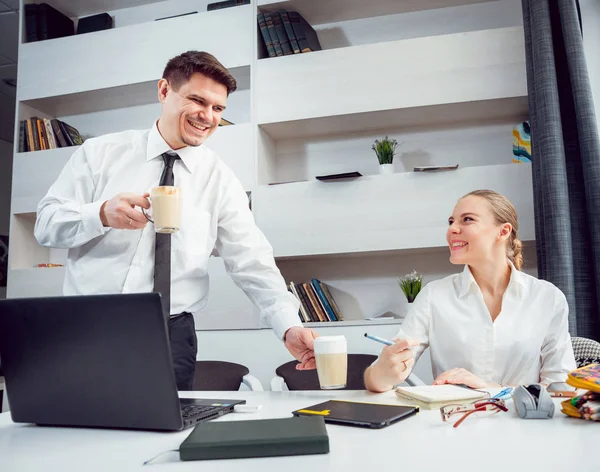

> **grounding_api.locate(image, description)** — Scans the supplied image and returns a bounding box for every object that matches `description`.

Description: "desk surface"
[0,390,598,472]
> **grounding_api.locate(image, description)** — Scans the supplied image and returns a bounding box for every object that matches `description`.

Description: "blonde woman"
[365,190,576,392]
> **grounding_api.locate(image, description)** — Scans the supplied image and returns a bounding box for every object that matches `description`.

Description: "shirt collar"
[146,121,198,174]
[458,260,528,299]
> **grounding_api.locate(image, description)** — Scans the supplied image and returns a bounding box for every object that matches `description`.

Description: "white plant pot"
[379,163,395,175]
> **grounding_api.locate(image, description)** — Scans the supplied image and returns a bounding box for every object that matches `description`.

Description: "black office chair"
[192,360,263,391]
[571,336,600,368]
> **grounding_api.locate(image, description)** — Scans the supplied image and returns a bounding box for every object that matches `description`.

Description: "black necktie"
[153,152,180,317]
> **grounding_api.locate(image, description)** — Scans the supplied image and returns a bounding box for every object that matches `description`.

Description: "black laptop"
[0,293,245,431]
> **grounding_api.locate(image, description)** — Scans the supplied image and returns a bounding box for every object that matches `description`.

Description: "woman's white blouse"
[395,263,576,385]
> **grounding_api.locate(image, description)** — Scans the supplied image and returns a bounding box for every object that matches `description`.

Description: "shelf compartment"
[253,163,534,258]
[257,0,499,25]
[256,27,526,129]
[18,5,253,103]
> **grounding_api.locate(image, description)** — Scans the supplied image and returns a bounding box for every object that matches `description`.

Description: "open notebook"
[395,385,489,410]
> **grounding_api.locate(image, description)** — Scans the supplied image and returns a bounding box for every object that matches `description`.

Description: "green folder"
[179,416,329,461]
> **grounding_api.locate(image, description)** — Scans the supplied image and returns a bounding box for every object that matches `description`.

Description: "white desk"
[0,390,598,472]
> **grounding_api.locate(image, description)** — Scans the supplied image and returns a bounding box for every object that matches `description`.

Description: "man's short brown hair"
[162,51,237,95]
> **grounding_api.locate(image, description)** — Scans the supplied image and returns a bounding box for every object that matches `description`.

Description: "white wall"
[581,0,600,131]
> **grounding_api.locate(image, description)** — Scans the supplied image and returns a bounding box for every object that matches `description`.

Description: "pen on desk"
[364,333,393,346]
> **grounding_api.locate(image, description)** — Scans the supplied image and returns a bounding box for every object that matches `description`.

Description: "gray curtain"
[522,0,600,340]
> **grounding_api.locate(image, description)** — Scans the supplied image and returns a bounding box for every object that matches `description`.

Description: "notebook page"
[395,385,487,403]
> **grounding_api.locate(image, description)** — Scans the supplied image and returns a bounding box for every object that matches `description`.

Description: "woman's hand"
[433,368,498,389]
[364,339,420,392]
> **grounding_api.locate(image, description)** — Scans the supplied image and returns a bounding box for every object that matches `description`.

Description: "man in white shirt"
[35,51,317,390]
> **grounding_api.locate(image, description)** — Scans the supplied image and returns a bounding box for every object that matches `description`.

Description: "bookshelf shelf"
[256,27,526,126]
[256,0,498,25]
[258,97,529,141]
[21,65,250,118]
[7,267,66,298]
[253,163,535,258]
[18,5,253,102]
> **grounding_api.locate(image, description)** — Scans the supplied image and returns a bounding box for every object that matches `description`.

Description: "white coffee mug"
[314,335,348,389]
[142,186,182,234]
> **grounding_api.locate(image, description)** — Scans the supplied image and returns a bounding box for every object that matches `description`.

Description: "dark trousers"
[168,313,197,391]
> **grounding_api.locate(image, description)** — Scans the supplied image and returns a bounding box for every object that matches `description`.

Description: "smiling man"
[34,51,318,390]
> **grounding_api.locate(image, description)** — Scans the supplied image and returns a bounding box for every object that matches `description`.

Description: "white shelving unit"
[8,0,536,330]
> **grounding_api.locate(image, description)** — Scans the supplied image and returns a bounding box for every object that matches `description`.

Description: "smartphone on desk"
[547,382,577,398]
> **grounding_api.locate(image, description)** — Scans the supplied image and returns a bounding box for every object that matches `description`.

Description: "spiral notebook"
[394,385,488,410]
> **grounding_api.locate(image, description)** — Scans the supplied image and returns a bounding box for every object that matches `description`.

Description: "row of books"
[18,118,84,153]
[288,278,345,323]
[258,10,322,58]
[25,3,74,43]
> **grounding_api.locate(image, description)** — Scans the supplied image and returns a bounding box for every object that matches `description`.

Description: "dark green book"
[179,416,329,461]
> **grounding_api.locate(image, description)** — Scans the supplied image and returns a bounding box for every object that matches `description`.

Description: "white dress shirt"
[395,262,576,385]
[34,123,301,339]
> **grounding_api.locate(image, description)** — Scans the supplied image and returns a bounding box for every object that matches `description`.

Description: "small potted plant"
[371,136,399,175]
[398,270,423,303]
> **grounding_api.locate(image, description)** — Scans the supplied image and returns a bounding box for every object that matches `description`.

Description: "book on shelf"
[257,10,322,59]
[279,10,300,54]
[257,13,276,58]
[18,119,84,152]
[264,13,284,57]
[25,3,74,43]
[289,11,322,53]
[270,11,293,56]
[207,0,250,11]
[288,279,345,323]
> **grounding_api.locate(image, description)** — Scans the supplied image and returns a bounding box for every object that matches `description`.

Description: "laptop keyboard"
[181,404,218,419]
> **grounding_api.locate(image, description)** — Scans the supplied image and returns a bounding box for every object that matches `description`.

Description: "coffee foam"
[153,186,179,196]
[314,335,347,354]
